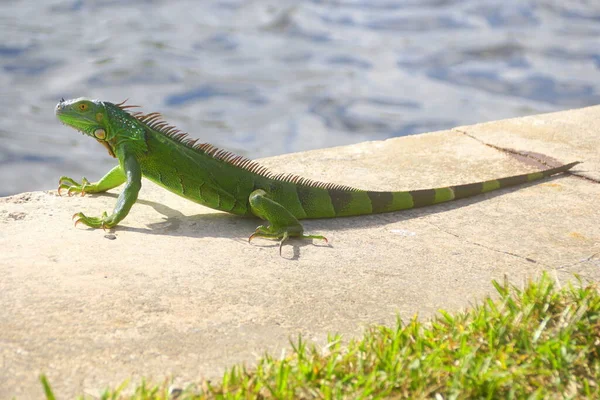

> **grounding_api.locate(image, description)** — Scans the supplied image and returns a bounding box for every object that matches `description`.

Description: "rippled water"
[1,0,600,196]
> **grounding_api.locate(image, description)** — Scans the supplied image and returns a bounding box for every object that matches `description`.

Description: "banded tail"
[325,162,580,218]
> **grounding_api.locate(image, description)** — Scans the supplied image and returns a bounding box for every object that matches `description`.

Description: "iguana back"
[136,112,578,220]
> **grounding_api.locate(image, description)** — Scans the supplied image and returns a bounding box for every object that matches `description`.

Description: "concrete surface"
[1,106,599,399]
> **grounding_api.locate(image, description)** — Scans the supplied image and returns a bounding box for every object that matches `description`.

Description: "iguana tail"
[248,161,578,249]
[328,161,580,217]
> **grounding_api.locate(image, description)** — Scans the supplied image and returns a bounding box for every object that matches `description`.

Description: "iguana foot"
[58,176,92,196]
[72,211,117,230]
[247,189,328,255]
[248,224,328,255]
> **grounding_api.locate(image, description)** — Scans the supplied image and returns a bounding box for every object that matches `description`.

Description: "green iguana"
[56,98,579,253]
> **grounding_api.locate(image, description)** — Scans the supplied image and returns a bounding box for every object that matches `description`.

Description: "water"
[1,0,600,196]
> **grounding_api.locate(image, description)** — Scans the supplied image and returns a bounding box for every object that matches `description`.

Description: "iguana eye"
[94,128,106,139]
[78,103,88,111]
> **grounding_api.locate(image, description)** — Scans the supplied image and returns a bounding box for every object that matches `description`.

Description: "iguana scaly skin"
[55,98,579,253]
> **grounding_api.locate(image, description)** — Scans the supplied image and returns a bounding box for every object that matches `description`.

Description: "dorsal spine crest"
[116,100,360,192]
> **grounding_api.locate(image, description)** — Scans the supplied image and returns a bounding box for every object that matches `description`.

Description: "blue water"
[1,0,600,196]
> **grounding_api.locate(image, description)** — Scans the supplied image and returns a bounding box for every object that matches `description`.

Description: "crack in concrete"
[425,219,549,267]
[427,219,600,279]
[454,128,599,184]
[556,252,599,271]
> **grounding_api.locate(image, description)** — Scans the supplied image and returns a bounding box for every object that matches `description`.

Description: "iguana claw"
[248,225,328,256]
[247,225,267,242]
[72,211,113,230]
[58,176,91,197]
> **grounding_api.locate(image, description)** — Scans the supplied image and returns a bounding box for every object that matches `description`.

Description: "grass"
[40,273,600,399]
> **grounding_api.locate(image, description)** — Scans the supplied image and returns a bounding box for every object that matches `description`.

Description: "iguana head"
[56,97,124,158]
[55,97,108,134]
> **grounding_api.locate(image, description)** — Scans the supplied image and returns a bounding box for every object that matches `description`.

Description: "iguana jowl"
[56,98,579,253]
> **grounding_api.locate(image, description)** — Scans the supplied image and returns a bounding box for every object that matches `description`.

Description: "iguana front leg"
[58,165,126,196]
[70,151,141,229]
[248,189,327,255]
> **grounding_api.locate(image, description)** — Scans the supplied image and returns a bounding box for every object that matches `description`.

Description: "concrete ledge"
[1,106,599,399]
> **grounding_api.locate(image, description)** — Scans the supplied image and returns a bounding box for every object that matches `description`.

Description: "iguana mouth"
[56,115,115,157]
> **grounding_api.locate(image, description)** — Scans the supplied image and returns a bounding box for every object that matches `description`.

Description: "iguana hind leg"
[248,189,327,255]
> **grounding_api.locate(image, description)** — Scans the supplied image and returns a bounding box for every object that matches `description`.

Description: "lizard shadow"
[94,175,570,258]
[96,192,256,239]
[95,193,315,258]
